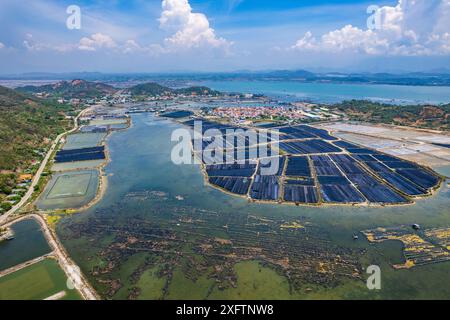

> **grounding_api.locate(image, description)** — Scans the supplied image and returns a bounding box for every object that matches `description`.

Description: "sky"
[0,0,450,74]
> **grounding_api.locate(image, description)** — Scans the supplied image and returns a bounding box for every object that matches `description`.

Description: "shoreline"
[7,112,443,300]
[200,163,440,209]
[36,116,132,215]
[14,112,446,300]
[179,118,446,209]
[74,116,132,213]
[0,214,99,300]
[0,113,133,300]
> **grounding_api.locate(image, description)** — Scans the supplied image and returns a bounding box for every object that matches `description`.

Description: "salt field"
[181,118,442,206]
[319,123,450,170]
[36,170,99,210]
[56,113,450,299]
[51,159,106,172]
[0,218,51,271]
[62,132,106,150]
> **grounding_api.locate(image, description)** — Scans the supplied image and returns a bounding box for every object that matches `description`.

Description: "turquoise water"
[199,80,450,104]
[57,114,450,299]
[0,218,51,271]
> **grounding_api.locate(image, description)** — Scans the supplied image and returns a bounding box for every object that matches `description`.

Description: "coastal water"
[199,80,450,104]
[57,113,450,299]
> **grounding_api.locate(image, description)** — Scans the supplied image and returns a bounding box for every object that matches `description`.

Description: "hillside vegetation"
[0,86,73,207]
[18,80,222,99]
[17,79,116,99]
[173,86,221,96]
[332,100,450,130]
[125,82,171,96]
[124,83,221,97]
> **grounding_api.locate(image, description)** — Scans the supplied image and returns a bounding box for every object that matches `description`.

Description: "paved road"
[0,109,86,226]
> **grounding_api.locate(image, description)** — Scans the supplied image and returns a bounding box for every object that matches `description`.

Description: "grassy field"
[166,268,213,300]
[208,261,293,300]
[136,267,166,300]
[0,258,81,300]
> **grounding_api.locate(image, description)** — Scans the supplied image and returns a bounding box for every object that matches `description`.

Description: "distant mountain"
[261,69,316,79]
[173,86,221,96]
[17,79,117,99]
[207,70,450,86]
[124,82,221,96]
[125,82,171,96]
[17,80,222,98]
[5,70,450,86]
[0,72,106,81]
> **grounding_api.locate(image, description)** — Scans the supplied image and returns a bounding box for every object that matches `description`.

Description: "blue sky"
[0,0,449,74]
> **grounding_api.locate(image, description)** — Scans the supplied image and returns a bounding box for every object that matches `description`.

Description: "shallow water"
[199,80,450,104]
[56,113,450,299]
[0,218,51,271]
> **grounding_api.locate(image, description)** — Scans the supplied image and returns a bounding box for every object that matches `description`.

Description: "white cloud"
[159,0,231,51]
[24,33,118,53]
[122,39,165,56]
[78,33,117,51]
[23,33,75,52]
[21,32,164,56]
[291,0,450,56]
[23,33,43,51]
[0,42,5,49]
[20,1,231,56]
[122,39,141,53]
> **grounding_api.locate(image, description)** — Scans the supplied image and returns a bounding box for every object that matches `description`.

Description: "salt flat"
[318,123,450,169]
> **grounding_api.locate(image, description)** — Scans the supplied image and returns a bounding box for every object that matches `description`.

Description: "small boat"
[0,229,15,241]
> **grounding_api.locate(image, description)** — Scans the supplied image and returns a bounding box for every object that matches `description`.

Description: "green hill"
[126,82,172,96]
[174,86,221,96]
[18,80,222,99]
[0,86,73,208]
[17,79,117,99]
[332,100,450,130]
[125,82,222,97]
